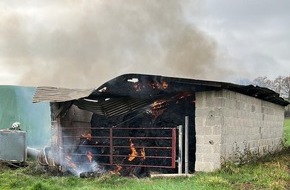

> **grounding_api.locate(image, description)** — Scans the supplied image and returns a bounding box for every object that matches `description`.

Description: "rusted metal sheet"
[32,86,94,103]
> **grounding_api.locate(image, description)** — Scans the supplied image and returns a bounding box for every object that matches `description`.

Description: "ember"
[140,148,146,160]
[81,133,92,141]
[152,99,167,110]
[150,99,168,118]
[132,80,169,92]
[150,81,168,89]
[110,165,122,175]
[115,165,123,172]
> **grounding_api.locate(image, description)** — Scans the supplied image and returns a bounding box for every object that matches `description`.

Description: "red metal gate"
[61,127,177,169]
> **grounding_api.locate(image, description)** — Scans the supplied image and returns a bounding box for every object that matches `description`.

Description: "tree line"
[252,75,290,101]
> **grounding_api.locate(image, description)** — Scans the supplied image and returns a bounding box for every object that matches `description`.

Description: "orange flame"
[109,164,122,175]
[162,81,168,89]
[128,139,138,161]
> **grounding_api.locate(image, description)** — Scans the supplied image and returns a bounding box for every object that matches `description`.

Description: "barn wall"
[195,90,223,171]
[195,89,285,172]
[51,103,92,164]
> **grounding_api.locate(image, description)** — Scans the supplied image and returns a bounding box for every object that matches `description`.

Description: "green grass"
[1,148,289,190]
[284,117,290,146]
[0,118,289,190]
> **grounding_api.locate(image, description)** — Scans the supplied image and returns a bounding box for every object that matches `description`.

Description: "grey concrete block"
[195,162,217,172]
[196,144,214,154]
[203,153,221,163]
[195,125,212,135]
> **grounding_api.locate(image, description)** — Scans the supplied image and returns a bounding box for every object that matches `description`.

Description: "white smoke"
[0,0,231,88]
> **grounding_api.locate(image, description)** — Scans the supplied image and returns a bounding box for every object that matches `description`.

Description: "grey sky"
[0,0,289,88]
[191,0,290,80]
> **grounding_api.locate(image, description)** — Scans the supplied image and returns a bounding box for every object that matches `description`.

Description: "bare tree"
[281,76,290,101]
[252,76,275,91]
[252,75,290,100]
[273,76,284,96]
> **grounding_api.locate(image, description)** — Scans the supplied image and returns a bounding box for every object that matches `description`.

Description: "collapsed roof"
[33,73,289,117]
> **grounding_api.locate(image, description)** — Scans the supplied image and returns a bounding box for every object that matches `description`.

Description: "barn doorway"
[88,93,196,174]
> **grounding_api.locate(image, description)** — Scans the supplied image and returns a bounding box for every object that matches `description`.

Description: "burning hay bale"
[82,93,195,177]
[55,92,195,178]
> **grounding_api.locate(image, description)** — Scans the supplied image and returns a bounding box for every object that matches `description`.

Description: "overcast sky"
[0,0,289,88]
[191,0,290,81]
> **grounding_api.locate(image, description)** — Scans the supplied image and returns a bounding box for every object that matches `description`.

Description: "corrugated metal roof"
[32,86,94,103]
[33,74,289,117]
[74,97,152,117]
[88,73,289,106]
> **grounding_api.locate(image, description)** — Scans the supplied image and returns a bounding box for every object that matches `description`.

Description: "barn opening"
[33,73,289,177]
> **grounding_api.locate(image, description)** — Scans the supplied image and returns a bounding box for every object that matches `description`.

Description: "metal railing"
[61,127,177,169]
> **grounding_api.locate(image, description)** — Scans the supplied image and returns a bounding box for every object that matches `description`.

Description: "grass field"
[284,117,290,146]
[0,118,289,190]
[1,149,289,190]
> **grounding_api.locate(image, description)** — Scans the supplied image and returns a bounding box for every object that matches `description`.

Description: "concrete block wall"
[195,89,285,172]
[195,90,223,171]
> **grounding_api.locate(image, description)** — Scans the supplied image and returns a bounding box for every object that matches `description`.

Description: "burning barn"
[33,73,289,176]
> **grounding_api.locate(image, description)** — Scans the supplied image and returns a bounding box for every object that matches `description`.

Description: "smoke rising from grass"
[0,0,228,88]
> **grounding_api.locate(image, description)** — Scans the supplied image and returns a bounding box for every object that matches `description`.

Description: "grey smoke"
[0,0,229,88]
